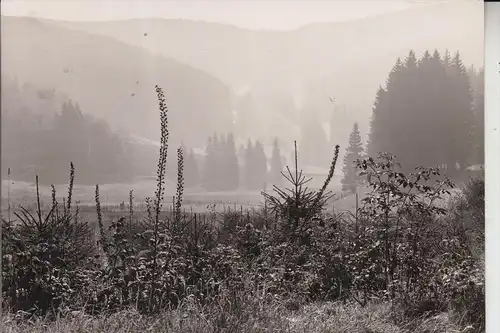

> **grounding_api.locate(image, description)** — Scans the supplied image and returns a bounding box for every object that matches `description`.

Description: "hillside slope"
[44,1,483,117]
[1,16,234,148]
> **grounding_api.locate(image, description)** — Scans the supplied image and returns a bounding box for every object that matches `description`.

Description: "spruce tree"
[472,68,484,164]
[368,56,404,159]
[185,148,200,188]
[254,140,268,191]
[270,137,283,187]
[244,139,254,190]
[449,51,475,170]
[300,109,329,167]
[443,49,452,73]
[386,57,404,89]
[237,143,246,186]
[214,133,226,190]
[225,132,240,191]
[341,122,364,193]
[203,136,215,191]
[395,50,420,169]
[367,86,388,158]
[368,49,477,178]
[415,49,446,168]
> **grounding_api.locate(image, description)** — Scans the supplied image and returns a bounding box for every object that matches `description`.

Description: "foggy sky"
[2,0,448,30]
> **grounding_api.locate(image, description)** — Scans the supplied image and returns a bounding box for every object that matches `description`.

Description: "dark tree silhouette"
[244,139,255,190]
[270,137,283,187]
[367,49,478,178]
[203,136,216,191]
[300,109,329,168]
[185,148,200,188]
[253,140,268,191]
[341,122,364,193]
[222,133,240,191]
[470,67,484,164]
[2,84,141,185]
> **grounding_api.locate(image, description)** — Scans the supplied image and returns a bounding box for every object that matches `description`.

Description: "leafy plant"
[351,153,455,303]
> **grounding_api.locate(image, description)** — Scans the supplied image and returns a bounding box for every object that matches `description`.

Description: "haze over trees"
[0,3,486,331]
[366,49,483,175]
[0,3,484,191]
[2,3,483,144]
[183,147,200,189]
[1,77,152,185]
[469,66,485,164]
[186,135,287,192]
[269,137,284,188]
[341,122,364,193]
[201,133,241,192]
[299,109,330,168]
[45,1,482,122]
[243,139,268,191]
[2,47,484,190]
[1,16,234,150]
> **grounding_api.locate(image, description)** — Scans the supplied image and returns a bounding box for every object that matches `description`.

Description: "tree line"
[367,49,483,174]
[4,48,483,191]
[183,135,284,192]
[339,49,484,194]
[1,81,151,185]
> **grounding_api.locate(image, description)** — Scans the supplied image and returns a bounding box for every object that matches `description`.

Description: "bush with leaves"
[348,153,455,304]
[425,176,485,330]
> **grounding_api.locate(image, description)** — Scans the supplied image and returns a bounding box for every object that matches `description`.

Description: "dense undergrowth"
[1,86,484,332]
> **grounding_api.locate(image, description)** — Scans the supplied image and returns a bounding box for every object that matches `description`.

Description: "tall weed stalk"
[149,85,170,312]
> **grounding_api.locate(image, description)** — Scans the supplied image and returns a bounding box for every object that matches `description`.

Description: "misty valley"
[1,3,486,333]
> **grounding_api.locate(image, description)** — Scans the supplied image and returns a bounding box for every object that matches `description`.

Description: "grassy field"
[1,177,459,223]
[1,177,349,214]
[2,299,467,333]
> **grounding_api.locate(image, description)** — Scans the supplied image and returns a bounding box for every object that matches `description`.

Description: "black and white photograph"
[0,0,493,332]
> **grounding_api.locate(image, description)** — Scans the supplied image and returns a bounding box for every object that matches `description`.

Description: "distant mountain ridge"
[26,1,483,146]
[1,16,235,149]
[39,1,483,103]
[0,1,483,170]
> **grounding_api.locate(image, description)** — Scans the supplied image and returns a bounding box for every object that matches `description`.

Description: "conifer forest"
[1,2,486,332]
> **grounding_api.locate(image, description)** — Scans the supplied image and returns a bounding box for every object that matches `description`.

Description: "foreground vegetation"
[2,86,484,332]
[2,298,476,333]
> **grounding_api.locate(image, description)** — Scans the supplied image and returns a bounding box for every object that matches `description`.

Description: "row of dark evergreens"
[339,49,484,194]
[190,50,485,194]
[1,94,146,185]
[183,135,283,191]
[1,79,286,191]
[367,50,483,172]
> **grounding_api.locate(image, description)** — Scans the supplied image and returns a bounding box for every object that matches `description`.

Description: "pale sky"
[1,0,448,30]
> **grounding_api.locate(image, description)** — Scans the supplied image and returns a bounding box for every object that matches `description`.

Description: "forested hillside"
[1,16,234,149]
[46,1,483,142]
[1,76,159,184]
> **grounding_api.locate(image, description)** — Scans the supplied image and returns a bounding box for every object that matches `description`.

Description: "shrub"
[262,141,340,242]
[2,166,97,316]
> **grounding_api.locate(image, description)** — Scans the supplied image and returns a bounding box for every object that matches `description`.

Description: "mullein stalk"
[149,85,170,312]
